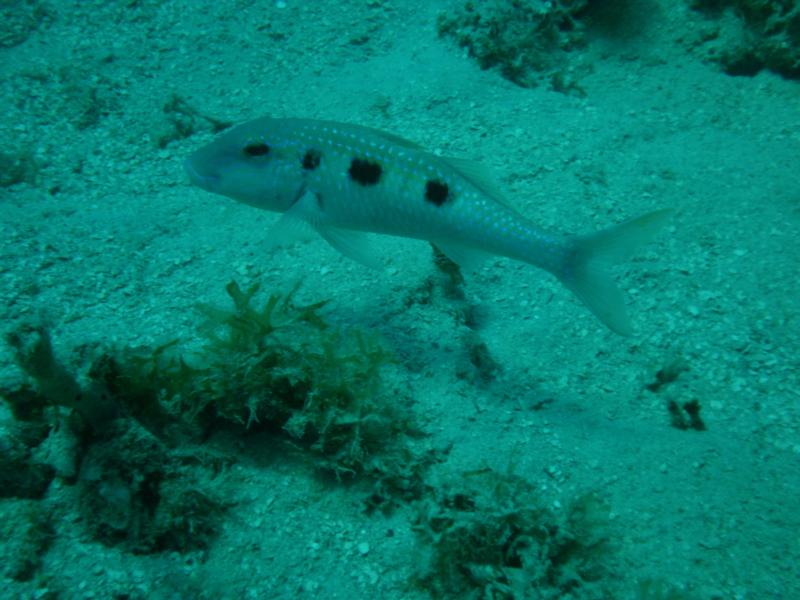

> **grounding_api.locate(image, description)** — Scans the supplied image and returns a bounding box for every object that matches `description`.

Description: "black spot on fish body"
[243,142,270,157]
[302,149,321,170]
[425,179,450,206]
[348,158,382,186]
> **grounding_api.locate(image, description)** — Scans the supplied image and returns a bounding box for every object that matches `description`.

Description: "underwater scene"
[1,0,798,598]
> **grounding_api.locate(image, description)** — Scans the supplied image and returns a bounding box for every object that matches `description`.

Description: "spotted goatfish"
[184,117,671,335]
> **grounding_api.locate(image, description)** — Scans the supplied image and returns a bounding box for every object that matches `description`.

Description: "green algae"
[3,279,430,504]
[689,0,800,78]
[413,468,613,599]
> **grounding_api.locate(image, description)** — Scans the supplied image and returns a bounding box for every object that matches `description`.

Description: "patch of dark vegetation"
[667,399,706,431]
[78,420,227,553]
[688,0,800,79]
[190,281,429,483]
[3,324,227,556]
[431,244,466,301]
[437,0,642,94]
[0,499,53,582]
[1,279,670,593]
[404,244,481,330]
[645,357,689,393]
[5,324,117,430]
[413,468,614,599]
[154,94,231,148]
[0,149,39,188]
[0,279,435,571]
[0,0,53,49]
[0,428,55,499]
[11,63,122,131]
[643,357,707,431]
[456,331,502,385]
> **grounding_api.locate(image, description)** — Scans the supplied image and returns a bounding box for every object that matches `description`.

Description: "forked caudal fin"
[557,209,673,336]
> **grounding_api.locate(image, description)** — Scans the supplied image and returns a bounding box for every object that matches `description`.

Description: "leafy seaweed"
[414,468,613,599]
[105,280,419,481]
[0,277,434,577]
[197,281,411,476]
[5,324,117,430]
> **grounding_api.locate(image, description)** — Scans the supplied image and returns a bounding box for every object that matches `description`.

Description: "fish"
[184,117,671,335]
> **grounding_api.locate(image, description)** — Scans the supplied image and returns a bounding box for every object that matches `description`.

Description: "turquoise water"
[1,1,798,598]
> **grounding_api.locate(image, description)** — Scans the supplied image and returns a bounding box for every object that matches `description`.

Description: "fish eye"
[243,142,270,157]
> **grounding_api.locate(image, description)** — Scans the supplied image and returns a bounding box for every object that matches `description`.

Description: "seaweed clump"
[153,95,231,149]
[2,324,227,556]
[688,0,800,78]
[642,357,708,432]
[112,280,417,479]
[0,0,52,49]
[0,278,433,577]
[77,419,226,553]
[437,0,640,93]
[0,499,52,582]
[413,468,613,599]
[0,148,39,188]
[438,0,590,92]
[98,280,436,511]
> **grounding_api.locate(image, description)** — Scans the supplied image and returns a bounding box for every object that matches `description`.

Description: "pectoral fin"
[269,190,382,270]
[267,209,317,249]
[317,226,383,270]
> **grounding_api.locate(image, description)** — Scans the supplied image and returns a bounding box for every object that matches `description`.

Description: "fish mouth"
[184,157,218,191]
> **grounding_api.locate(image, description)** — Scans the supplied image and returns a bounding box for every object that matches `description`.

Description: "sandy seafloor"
[1,0,799,598]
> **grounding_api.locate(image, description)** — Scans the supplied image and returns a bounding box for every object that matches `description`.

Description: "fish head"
[184,118,303,212]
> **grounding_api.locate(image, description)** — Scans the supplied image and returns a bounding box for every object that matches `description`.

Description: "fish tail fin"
[557,209,673,336]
